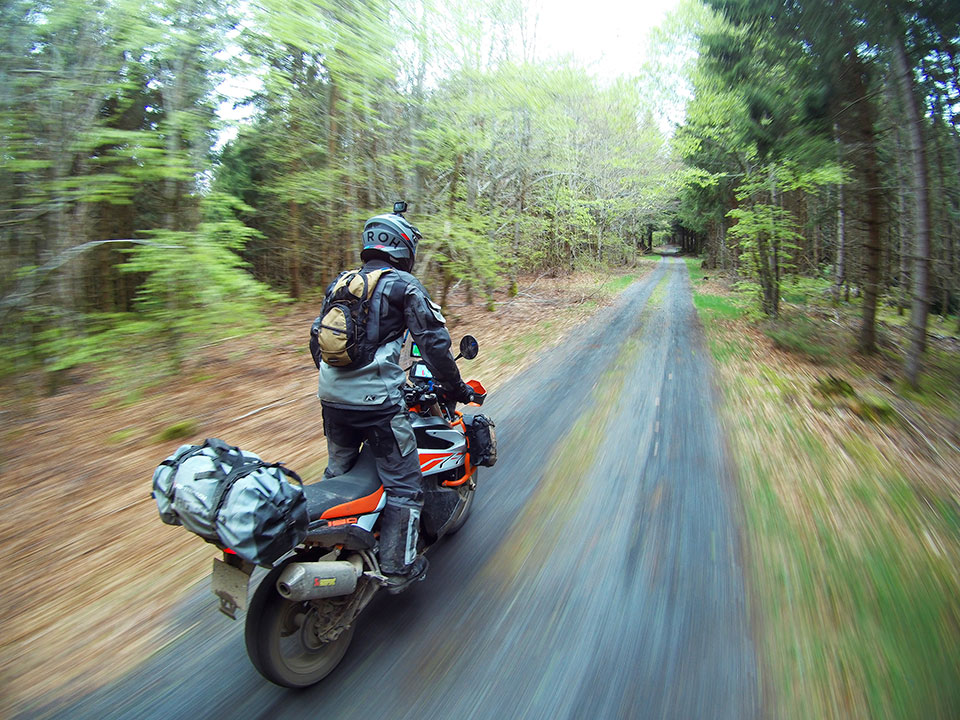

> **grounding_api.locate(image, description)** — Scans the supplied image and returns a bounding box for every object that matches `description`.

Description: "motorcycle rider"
[315,204,475,592]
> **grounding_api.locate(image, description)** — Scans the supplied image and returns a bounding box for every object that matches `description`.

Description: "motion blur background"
[1,0,958,718]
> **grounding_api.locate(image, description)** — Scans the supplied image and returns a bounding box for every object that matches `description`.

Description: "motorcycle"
[209,335,495,688]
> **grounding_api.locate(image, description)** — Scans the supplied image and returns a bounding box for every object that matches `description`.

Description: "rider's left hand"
[453,381,476,405]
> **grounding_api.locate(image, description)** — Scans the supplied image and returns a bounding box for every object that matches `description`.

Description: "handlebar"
[403,381,485,415]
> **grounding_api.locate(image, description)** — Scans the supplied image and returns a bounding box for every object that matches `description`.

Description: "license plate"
[211,557,250,620]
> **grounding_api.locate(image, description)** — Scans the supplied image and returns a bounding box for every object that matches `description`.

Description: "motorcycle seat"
[302,447,384,525]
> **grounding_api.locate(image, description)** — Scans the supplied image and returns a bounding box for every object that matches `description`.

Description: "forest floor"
[0,264,657,719]
[684,258,960,720]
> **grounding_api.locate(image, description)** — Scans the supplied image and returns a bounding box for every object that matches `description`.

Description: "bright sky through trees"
[533,0,681,79]
[217,0,683,123]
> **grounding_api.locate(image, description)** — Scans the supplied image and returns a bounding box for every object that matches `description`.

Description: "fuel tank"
[411,414,467,476]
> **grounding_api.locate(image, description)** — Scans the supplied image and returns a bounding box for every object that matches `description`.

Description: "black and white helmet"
[360,212,421,272]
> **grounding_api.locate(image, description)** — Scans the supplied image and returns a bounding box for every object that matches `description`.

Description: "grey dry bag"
[152,438,308,567]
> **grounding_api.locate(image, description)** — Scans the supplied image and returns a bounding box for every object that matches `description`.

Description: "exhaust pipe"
[277,556,363,601]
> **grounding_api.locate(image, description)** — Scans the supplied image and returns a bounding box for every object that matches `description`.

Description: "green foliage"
[153,419,199,443]
[3,0,690,391]
[117,194,279,368]
[0,0,244,388]
[217,6,683,298]
[21,194,279,384]
[764,316,833,361]
[693,292,746,321]
[814,374,856,398]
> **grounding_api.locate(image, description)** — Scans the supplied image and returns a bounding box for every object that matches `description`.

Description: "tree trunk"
[289,199,301,299]
[845,59,883,354]
[897,129,910,316]
[833,152,846,306]
[893,38,931,386]
[813,213,820,270]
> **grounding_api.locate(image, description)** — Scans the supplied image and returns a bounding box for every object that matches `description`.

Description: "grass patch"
[694,293,747,322]
[598,273,641,294]
[709,337,750,363]
[681,256,706,281]
[764,316,834,362]
[107,428,139,444]
[648,272,671,307]
[896,347,960,420]
[152,419,199,444]
[692,272,960,719]
[500,325,555,366]
[682,257,747,322]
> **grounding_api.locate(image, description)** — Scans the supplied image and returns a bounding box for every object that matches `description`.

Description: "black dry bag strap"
[153,440,221,501]
[209,459,270,517]
[204,437,237,456]
[159,442,209,469]
[208,460,302,520]
[191,438,251,516]
[259,462,303,486]
[258,463,305,529]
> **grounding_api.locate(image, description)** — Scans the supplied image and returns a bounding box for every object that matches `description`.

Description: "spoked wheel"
[444,481,475,535]
[245,565,355,688]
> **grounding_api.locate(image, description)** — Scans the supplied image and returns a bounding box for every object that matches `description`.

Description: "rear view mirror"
[459,335,479,360]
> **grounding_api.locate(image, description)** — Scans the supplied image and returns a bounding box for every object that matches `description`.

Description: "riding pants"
[320,404,423,510]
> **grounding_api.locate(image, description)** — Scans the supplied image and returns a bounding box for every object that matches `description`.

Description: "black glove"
[454,381,476,405]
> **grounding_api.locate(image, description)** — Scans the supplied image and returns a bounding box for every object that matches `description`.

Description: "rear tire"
[244,564,355,688]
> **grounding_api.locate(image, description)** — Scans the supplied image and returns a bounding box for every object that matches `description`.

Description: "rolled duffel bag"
[152,438,308,567]
[465,414,497,467]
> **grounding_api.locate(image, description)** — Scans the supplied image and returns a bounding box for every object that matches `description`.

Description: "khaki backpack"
[310,268,392,369]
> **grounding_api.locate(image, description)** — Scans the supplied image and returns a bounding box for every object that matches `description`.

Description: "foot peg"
[382,555,428,595]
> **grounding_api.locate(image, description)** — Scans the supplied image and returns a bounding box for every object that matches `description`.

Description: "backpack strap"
[321,270,355,314]
[385,272,407,306]
[362,268,391,299]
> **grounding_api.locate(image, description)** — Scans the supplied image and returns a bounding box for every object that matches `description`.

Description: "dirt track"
[24,257,759,720]
[0,270,634,717]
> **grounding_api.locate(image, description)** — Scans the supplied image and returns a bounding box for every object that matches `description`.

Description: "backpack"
[152,438,308,567]
[310,267,392,369]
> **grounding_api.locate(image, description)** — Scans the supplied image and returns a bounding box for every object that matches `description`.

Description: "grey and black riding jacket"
[317,259,463,411]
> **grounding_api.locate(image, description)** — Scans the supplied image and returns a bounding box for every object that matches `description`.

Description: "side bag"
[152,438,308,567]
[465,414,497,467]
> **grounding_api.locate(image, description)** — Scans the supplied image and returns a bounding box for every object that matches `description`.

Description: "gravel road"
[36,256,759,720]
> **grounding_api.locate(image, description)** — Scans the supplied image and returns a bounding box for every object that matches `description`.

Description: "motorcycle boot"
[378,503,428,594]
